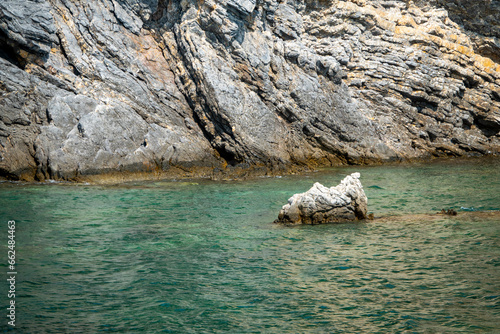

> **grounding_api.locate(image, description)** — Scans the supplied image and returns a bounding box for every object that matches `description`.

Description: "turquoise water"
[0,158,499,333]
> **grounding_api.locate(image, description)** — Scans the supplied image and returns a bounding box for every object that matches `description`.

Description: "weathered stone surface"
[0,0,58,56]
[303,0,500,158]
[0,0,499,181]
[0,0,222,181]
[275,172,368,225]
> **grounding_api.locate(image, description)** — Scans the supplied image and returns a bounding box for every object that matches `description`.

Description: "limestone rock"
[0,0,58,55]
[275,173,368,225]
[0,0,499,181]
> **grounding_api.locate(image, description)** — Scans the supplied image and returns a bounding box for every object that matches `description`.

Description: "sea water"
[0,158,499,333]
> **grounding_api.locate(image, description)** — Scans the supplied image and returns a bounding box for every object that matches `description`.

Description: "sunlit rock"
[1,0,499,182]
[274,173,368,225]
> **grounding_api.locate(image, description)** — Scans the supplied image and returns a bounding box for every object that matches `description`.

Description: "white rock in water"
[274,173,368,225]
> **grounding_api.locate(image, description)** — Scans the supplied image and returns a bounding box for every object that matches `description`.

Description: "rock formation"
[275,172,368,225]
[0,0,499,181]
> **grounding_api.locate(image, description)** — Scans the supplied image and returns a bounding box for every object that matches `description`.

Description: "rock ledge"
[275,173,368,225]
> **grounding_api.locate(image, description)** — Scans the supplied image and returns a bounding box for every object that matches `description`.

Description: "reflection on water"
[0,158,499,332]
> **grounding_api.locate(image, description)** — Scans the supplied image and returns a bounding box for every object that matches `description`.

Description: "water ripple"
[0,159,498,332]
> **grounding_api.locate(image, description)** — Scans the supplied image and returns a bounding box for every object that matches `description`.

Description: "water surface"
[0,158,499,333]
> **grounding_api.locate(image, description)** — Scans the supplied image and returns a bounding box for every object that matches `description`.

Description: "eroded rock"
[0,0,499,181]
[275,173,368,225]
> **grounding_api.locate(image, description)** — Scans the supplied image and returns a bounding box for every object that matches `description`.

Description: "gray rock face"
[275,173,368,225]
[0,0,499,181]
[0,0,57,56]
[0,0,221,181]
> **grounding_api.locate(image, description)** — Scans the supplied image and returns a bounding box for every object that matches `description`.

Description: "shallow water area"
[0,158,499,333]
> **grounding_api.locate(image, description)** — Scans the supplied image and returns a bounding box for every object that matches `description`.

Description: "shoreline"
[1,155,498,186]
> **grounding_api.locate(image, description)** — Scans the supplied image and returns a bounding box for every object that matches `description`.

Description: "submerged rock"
[439,208,458,216]
[275,173,368,225]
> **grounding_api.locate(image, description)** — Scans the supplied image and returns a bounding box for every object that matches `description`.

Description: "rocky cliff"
[1,0,499,181]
